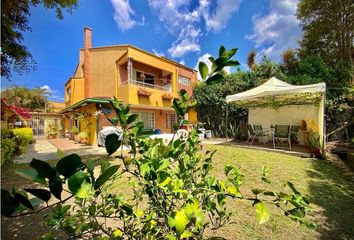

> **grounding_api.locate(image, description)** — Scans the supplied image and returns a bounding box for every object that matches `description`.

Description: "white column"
[127,57,133,83]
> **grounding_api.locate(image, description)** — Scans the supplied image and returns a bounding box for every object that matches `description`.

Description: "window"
[133,111,155,129]
[178,75,191,85]
[165,112,169,128]
[170,113,177,131]
[133,69,155,85]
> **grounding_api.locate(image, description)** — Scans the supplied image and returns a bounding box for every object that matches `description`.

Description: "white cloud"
[246,0,301,61]
[152,49,165,57]
[40,85,64,101]
[203,0,241,32]
[148,0,240,58]
[110,0,144,31]
[179,59,186,65]
[40,85,53,95]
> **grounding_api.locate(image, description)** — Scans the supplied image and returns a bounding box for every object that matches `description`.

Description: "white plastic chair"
[176,129,188,139]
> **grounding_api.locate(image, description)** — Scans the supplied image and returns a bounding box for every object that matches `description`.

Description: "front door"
[29,116,45,138]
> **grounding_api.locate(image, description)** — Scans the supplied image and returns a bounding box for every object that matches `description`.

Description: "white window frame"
[178,75,191,86]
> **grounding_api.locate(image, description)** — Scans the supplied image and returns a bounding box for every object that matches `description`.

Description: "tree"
[1,0,79,79]
[247,50,257,70]
[1,85,51,111]
[296,0,354,84]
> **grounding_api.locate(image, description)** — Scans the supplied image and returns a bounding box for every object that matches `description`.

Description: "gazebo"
[225,77,326,152]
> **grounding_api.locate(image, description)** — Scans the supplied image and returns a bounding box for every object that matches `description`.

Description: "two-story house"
[61,27,197,145]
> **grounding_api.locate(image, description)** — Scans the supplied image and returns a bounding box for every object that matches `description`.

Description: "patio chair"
[177,129,189,139]
[272,125,291,150]
[247,124,268,145]
[289,125,300,143]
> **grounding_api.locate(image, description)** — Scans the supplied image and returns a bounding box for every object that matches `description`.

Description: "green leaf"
[219,45,227,57]
[227,48,238,59]
[1,189,19,216]
[206,73,224,85]
[49,176,62,200]
[255,201,270,224]
[14,192,33,211]
[174,210,189,234]
[195,211,205,229]
[226,59,240,67]
[140,163,150,177]
[75,182,93,199]
[95,165,120,189]
[263,191,275,196]
[156,159,170,172]
[211,57,228,73]
[56,154,83,178]
[56,149,65,159]
[30,159,56,180]
[25,188,51,202]
[105,134,121,156]
[252,188,265,195]
[287,181,300,195]
[15,169,46,184]
[208,56,215,62]
[127,113,138,125]
[122,203,133,215]
[167,215,176,228]
[181,230,194,239]
[68,171,88,194]
[198,62,209,80]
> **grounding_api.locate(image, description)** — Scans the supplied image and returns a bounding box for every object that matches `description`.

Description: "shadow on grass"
[307,159,354,239]
[1,155,110,239]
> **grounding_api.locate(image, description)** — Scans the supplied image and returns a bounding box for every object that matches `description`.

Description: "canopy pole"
[225,106,228,142]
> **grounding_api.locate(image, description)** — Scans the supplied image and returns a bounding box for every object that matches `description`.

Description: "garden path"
[14,138,126,164]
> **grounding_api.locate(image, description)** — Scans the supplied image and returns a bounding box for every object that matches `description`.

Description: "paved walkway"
[14,139,58,164]
[14,138,126,164]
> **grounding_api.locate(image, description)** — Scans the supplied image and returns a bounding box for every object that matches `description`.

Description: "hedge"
[13,127,33,150]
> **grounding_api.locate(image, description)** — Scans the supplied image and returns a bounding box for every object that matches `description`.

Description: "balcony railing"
[121,79,171,92]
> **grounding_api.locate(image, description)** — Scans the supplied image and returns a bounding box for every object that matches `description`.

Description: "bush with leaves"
[1,47,316,239]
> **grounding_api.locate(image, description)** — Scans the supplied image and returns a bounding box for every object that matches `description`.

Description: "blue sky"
[2,0,301,101]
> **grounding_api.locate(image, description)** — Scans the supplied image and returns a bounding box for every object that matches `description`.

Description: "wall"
[89,47,127,98]
[65,77,85,106]
[248,105,319,144]
[177,67,195,96]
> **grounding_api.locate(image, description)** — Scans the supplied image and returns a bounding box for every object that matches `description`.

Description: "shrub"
[1,128,16,165]
[13,127,33,152]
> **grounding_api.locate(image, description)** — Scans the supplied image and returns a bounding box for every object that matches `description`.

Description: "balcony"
[121,79,171,92]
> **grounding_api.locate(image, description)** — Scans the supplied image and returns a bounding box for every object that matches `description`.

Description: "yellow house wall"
[89,48,127,98]
[65,77,85,106]
[126,84,173,108]
[75,104,97,145]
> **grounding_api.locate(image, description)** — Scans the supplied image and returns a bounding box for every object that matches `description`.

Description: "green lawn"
[1,146,354,239]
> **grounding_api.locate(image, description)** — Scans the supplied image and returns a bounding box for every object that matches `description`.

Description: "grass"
[1,145,354,239]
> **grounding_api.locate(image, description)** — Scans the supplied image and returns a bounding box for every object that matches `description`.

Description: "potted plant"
[78,131,89,144]
[71,126,80,143]
[307,130,321,158]
[46,119,61,139]
[47,128,57,139]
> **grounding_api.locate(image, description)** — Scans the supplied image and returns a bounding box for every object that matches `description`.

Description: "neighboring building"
[61,27,198,145]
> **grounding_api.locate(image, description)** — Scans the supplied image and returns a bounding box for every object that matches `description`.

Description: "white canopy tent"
[225,77,326,150]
